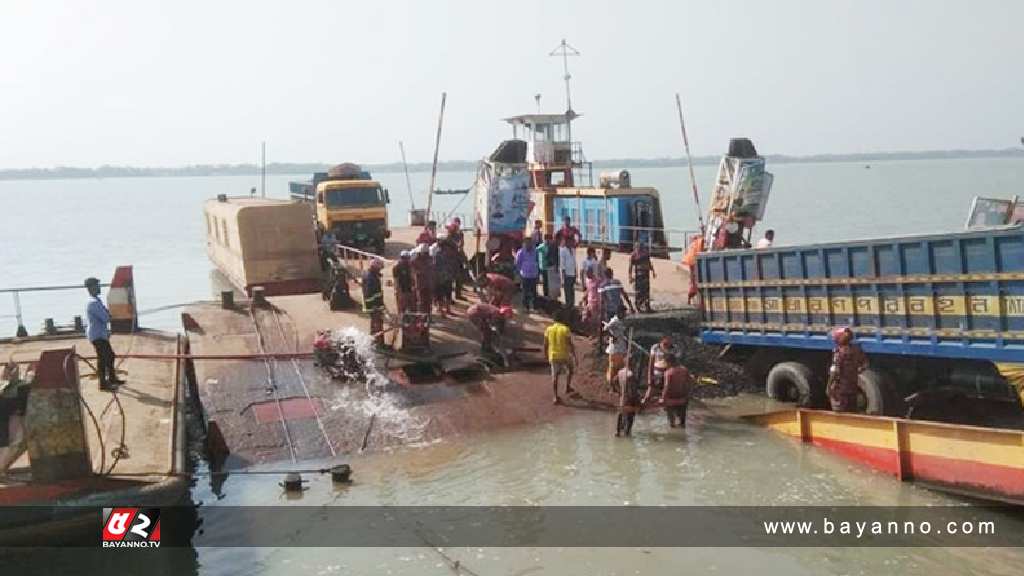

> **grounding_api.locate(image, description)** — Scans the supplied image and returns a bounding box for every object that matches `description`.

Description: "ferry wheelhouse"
[506,113,668,255]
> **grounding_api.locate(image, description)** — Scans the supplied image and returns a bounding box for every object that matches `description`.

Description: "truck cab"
[313,163,390,254]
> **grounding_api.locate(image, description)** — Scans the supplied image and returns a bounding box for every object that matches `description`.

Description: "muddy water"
[188,397,1023,576]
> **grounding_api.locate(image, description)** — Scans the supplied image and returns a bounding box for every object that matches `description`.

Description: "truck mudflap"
[747,409,1024,504]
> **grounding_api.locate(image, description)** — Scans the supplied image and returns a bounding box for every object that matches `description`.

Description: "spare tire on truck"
[766,362,816,407]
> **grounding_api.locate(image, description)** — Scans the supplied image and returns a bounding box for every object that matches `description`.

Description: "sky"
[1,0,1022,168]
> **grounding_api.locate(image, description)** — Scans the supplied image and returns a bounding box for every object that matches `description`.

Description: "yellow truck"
[291,163,390,254]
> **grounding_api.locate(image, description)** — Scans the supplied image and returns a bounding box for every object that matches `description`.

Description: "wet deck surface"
[186,293,568,468]
[0,331,183,483]
[186,227,696,467]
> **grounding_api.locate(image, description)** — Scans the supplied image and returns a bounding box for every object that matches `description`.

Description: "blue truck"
[696,208,1024,416]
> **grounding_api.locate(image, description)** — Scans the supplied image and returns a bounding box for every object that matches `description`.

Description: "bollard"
[331,464,353,483]
[24,348,92,482]
[108,266,138,333]
[220,290,235,309]
[281,472,304,492]
[251,286,267,308]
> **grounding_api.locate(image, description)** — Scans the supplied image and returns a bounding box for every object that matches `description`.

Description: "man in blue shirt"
[85,277,123,391]
[514,238,540,312]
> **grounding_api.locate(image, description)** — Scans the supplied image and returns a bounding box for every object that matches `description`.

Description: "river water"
[180,399,1021,576]
[2,157,1022,334]
[2,158,1023,574]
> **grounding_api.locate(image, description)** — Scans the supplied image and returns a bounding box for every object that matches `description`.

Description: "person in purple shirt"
[514,238,540,311]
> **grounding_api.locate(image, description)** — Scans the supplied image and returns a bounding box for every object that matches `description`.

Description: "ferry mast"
[549,39,580,170]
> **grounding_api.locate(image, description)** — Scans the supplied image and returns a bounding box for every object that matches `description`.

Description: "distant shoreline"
[1,148,1021,181]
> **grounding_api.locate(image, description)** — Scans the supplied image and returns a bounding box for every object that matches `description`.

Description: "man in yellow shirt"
[544,308,578,404]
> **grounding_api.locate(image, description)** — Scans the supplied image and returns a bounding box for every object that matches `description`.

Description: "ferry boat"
[472,112,668,257]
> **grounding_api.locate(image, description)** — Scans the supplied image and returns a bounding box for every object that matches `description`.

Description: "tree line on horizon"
[1,148,1021,181]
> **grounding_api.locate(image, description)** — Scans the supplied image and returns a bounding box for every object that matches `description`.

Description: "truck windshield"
[325,187,383,207]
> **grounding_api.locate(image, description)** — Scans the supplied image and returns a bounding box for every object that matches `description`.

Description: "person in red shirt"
[467,303,514,354]
[555,215,581,249]
[659,353,693,428]
[416,220,438,246]
[480,272,515,306]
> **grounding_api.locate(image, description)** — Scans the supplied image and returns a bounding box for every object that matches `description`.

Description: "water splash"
[323,326,430,444]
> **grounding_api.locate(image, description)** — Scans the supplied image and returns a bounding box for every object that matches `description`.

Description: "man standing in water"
[84,277,123,391]
[544,309,578,404]
[616,359,640,437]
[660,353,693,428]
[828,327,867,412]
[643,336,676,405]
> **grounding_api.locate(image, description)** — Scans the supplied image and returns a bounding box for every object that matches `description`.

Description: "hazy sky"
[1,0,1021,168]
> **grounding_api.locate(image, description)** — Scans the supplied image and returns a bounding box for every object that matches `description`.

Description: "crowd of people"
[360,214,702,434]
[348,216,860,438]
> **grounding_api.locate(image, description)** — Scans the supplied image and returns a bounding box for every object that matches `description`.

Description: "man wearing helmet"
[362,259,386,347]
[394,250,414,314]
[411,244,435,318]
[828,327,868,412]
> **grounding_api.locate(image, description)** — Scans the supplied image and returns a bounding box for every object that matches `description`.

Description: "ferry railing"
[0,282,109,338]
[328,244,394,285]
[539,219,697,257]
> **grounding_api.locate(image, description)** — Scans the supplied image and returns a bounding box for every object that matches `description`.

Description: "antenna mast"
[549,39,580,159]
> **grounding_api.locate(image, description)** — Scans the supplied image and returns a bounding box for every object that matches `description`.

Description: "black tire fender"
[766,361,815,407]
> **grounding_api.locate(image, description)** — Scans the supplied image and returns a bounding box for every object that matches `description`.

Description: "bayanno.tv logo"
[102,508,161,548]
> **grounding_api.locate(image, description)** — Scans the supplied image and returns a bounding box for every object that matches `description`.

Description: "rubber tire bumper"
[857,368,889,416]
[766,361,815,407]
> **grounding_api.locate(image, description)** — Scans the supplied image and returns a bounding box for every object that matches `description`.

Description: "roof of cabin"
[503,113,580,126]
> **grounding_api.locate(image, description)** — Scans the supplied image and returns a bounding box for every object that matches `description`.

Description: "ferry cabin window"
[552,123,566,142]
[325,187,383,207]
[222,219,229,249]
[205,214,212,237]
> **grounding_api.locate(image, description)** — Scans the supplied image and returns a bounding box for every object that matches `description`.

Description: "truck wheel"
[857,369,890,416]
[766,362,815,407]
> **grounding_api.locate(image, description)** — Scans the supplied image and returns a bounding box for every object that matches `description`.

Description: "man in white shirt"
[558,237,577,308]
[756,229,775,249]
